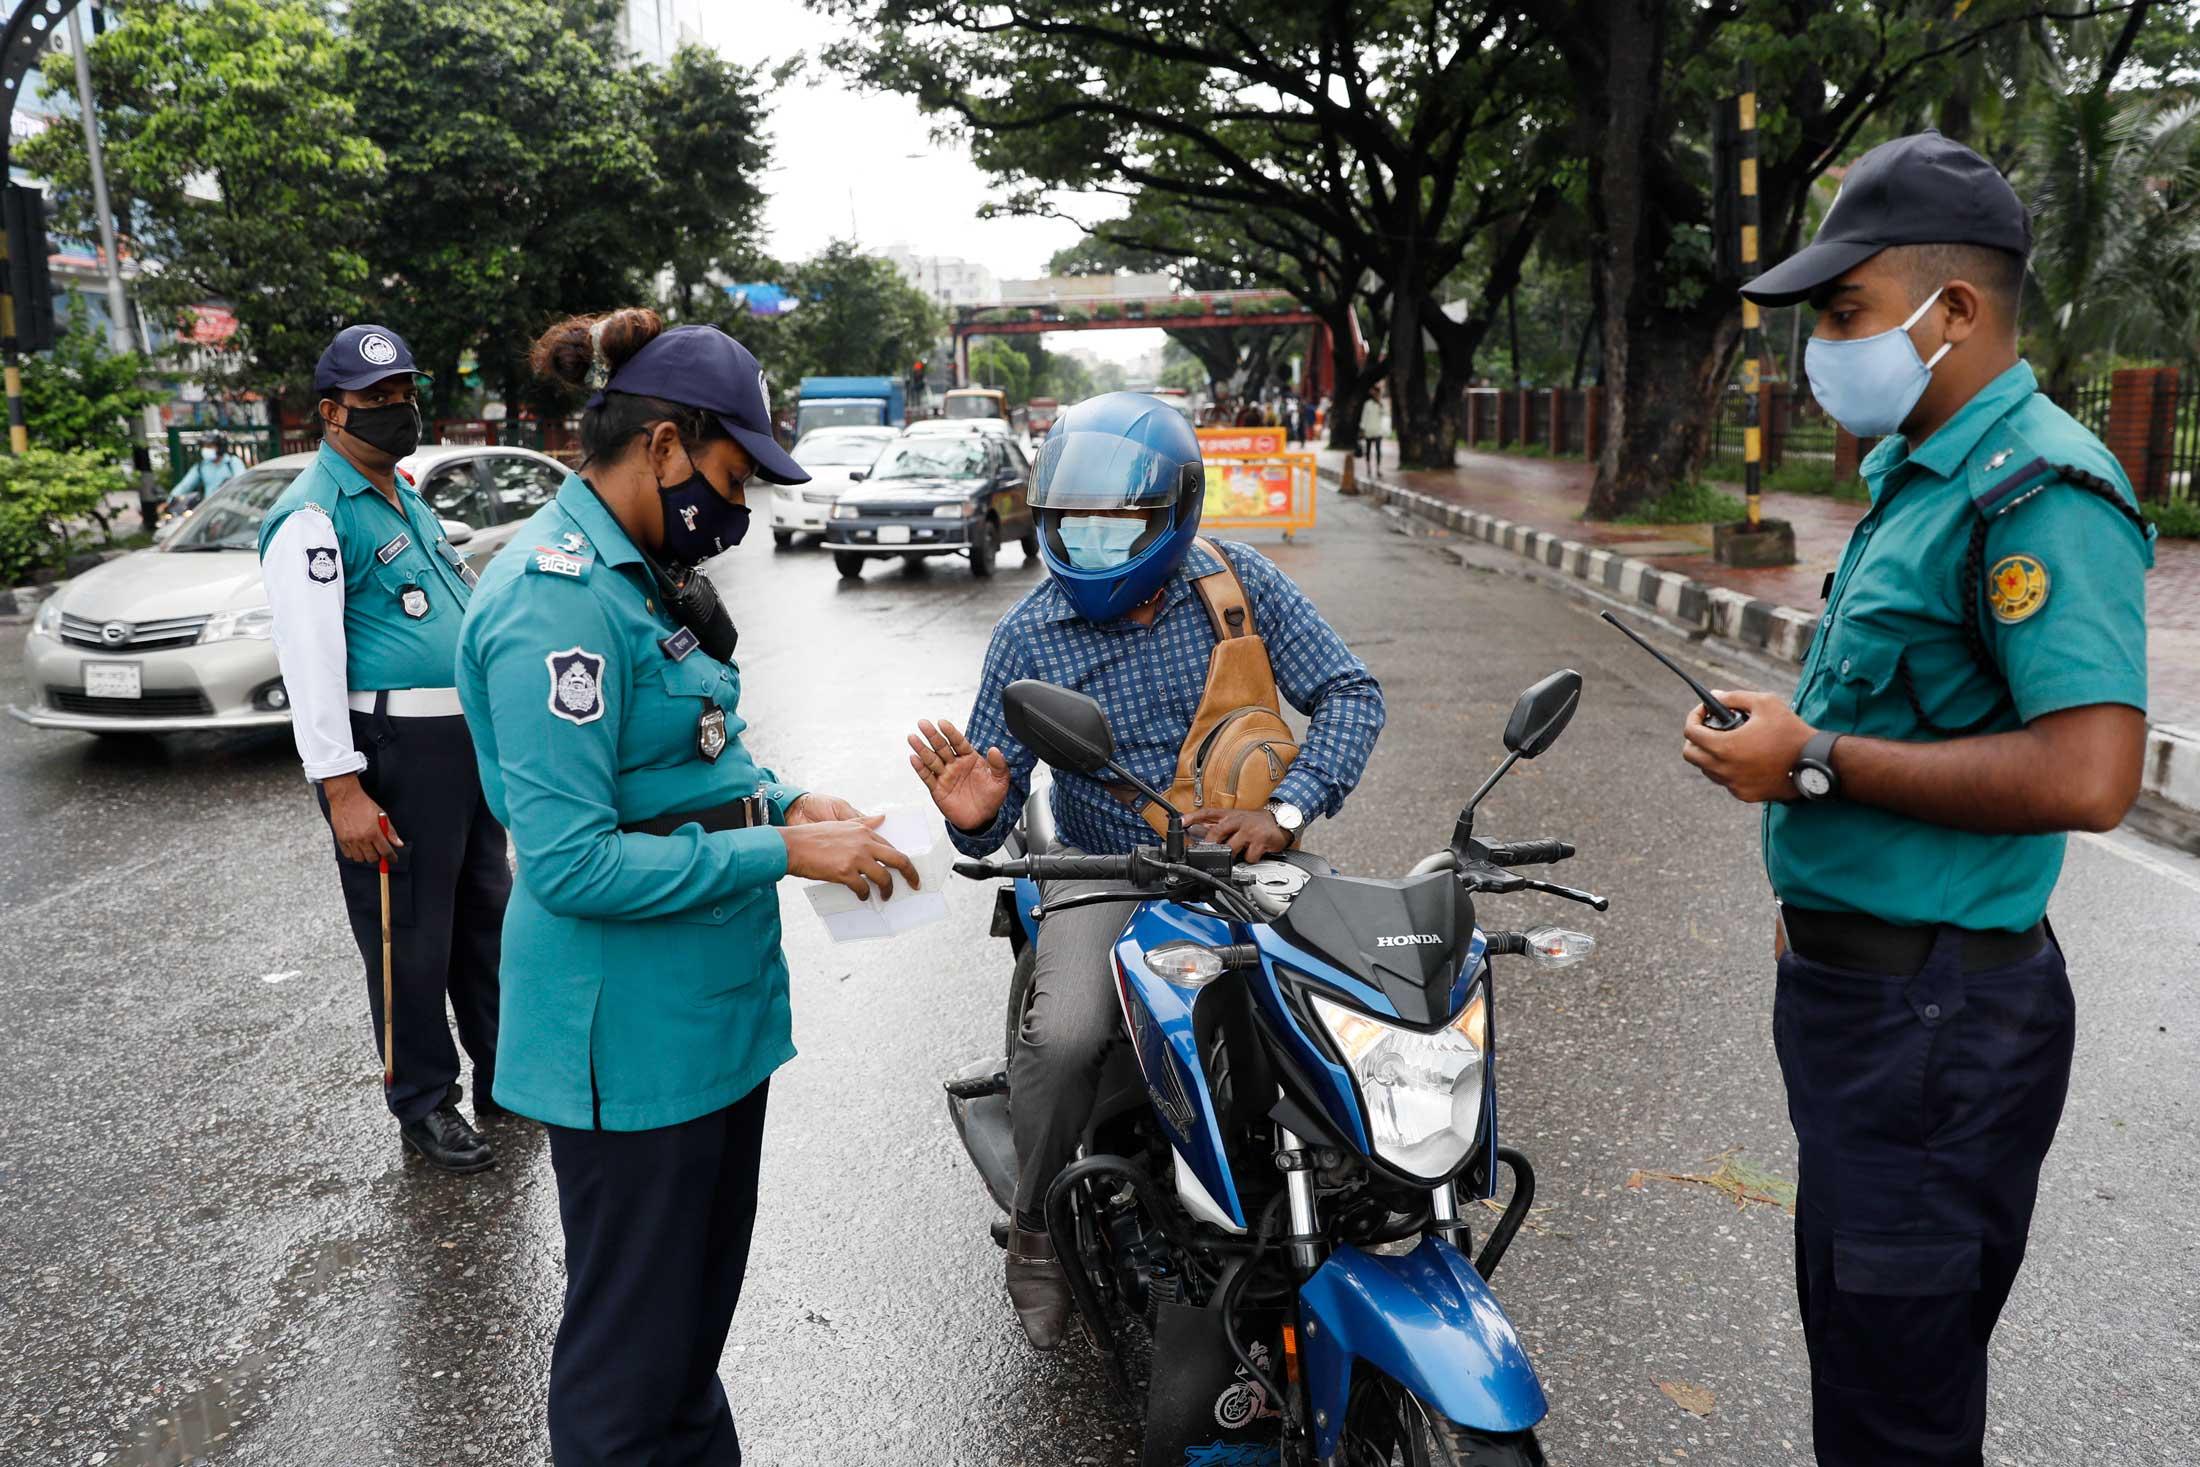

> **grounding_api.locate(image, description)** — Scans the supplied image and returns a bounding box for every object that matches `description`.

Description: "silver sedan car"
[12,443,572,737]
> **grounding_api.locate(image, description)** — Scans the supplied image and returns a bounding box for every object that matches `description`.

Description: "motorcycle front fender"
[1298,1236,1546,1458]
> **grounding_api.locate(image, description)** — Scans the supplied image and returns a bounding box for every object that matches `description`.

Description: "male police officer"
[1678,133,2155,1464]
[259,325,509,1174]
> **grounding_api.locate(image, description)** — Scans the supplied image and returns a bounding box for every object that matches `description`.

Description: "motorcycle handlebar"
[953,853,1139,883]
[1484,839,1574,867]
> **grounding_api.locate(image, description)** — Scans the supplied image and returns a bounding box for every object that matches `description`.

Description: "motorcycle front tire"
[1337,1372,1546,1467]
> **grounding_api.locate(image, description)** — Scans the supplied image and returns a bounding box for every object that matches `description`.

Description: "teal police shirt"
[455,475,807,1131]
[256,443,478,691]
[1766,361,2155,932]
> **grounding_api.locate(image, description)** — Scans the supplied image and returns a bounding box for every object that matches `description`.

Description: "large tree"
[821,0,1563,467]
[1521,0,2165,517]
[20,0,384,397]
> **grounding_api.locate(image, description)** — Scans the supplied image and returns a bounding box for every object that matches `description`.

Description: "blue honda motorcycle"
[946,672,1606,1466]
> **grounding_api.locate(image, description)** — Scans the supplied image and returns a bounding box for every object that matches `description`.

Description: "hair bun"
[529,308,665,392]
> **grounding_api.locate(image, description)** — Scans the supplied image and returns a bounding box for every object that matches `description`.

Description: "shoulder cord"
[1898,464,2148,737]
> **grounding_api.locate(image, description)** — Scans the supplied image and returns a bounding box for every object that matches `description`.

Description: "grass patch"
[1610,481,1747,525]
[1702,457,1864,501]
[2143,498,2200,538]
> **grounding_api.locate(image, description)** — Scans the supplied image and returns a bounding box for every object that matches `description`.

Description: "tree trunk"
[1589,299,1740,518]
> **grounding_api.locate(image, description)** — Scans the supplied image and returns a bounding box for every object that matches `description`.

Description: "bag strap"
[1188,536,1254,642]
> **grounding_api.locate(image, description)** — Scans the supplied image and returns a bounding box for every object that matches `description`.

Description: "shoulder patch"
[1970,454,2057,519]
[528,544,594,580]
[1988,553,2050,624]
[305,546,341,584]
[546,647,607,725]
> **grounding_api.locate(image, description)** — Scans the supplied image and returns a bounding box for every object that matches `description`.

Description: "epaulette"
[524,537,595,582]
[1968,426,2148,536]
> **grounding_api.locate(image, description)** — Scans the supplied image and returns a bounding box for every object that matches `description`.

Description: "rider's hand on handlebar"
[909,718,1012,833]
[1188,807,1292,864]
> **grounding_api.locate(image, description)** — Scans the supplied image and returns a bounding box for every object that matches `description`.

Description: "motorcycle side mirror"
[1502,668,1582,758]
[1003,679,1115,775]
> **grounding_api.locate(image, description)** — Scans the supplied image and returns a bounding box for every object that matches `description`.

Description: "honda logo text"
[1375,933,1444,948]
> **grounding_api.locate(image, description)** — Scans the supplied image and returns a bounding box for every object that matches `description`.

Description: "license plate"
[85,662,142,699]
[876,525,912,546]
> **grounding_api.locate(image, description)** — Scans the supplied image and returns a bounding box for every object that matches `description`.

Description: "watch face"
[1269,802,1303,830]
[1797,766,1832,800]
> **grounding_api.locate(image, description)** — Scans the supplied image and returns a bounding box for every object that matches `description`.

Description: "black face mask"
[335,400,422,459]
[657,467,752,562]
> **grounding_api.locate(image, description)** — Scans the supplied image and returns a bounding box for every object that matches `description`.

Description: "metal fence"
[1706,385,1837,467]
[2169,374,2199,502]
[2044,378,2113,442]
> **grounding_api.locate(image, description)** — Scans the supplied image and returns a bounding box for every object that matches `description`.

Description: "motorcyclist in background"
[906,391,1386,1348]
[165,431,248,520]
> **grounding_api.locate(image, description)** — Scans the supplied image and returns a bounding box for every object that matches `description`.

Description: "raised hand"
[908,718,1012,833]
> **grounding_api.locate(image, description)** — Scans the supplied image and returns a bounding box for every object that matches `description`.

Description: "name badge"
[375,531,412,565]
[697,707,728,762]
[660,626,699,662]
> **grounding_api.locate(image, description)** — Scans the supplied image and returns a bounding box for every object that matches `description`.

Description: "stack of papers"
[802,810,953,943]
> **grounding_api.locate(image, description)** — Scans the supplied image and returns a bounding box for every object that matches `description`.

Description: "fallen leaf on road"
[1627,1148,1797,1214]
[1656,1379,1716,1415]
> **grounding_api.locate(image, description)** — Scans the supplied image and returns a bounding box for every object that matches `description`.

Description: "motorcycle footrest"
[943,1071,1009,1100]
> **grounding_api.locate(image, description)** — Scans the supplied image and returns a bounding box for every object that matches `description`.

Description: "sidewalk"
[1319,446,2200,834]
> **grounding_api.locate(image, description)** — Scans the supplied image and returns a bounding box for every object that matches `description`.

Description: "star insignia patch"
[1985,449,2012,471]
[1987,553,2050,624]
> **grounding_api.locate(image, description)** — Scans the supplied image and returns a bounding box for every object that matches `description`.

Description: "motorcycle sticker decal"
[546,647,607,726]
[1182,1445,1278,1467]
[1212,1343,1278,1429]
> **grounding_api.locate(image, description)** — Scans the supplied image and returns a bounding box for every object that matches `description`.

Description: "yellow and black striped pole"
[0,222,22,455]
[1738,61,1762,529]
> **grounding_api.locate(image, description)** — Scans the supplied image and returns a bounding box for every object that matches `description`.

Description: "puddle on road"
[102,1239,364,1467]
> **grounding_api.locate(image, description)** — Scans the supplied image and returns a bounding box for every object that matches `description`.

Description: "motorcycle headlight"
[1312,985,1487,1180]
[32,596,62,636]
[199,606,275,643]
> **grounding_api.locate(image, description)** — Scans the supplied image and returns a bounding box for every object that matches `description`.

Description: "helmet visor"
[1030,430,1203,511]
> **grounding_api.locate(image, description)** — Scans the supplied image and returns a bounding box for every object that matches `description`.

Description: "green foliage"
[2143,498,2200,538]
[21,298,163,462]
[731,241,942,394]
[20,0,384,395]
[0,449,128,584]
[1607,481,1748,527]
[967,340,1032,402]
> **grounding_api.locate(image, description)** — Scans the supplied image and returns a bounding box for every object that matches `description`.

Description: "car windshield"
[943,396,1001,419]
[872,440,988,480]
[166,468,301,550]
[796,436,888,468]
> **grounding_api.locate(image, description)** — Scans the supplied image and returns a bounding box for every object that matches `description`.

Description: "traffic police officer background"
[456,308,915,1467]
[1678,132,2155,1465]
[258,324,508,1175]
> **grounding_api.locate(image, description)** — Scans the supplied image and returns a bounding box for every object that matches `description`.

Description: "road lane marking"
[2075,830,2200,897]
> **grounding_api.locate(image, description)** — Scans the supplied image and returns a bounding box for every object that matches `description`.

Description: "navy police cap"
[1742,130,2033,307]
[314,324,424,393]
[598,325,808,486]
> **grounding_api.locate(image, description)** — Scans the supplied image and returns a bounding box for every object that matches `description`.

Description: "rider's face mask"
[1804,286,1953,438]
[1057,513,1150,570]
[201,447,219,462]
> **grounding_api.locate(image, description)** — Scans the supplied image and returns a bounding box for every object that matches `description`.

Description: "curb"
[1323,463,2200,830]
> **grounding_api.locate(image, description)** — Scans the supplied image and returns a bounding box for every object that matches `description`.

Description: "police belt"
[1780,903,2047,976]
[619,795,769,838]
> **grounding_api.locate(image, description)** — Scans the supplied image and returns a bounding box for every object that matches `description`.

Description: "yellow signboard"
[1202,451,1318,536]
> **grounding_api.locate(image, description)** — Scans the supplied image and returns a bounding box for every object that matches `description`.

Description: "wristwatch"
[1265,799,1306,847]
[1793,730,1843,802]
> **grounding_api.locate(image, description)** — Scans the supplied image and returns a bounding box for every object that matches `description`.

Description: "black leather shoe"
[1006,1228,1072,1350]
[400,1103,495,1174]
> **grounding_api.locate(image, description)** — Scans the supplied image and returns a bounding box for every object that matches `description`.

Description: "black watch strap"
[1796,730,1843,800]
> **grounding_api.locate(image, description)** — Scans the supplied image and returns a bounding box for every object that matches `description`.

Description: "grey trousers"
[1009,857,1141,1229]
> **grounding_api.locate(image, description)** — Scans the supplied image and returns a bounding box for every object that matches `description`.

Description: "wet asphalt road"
[2,488,2196,1467]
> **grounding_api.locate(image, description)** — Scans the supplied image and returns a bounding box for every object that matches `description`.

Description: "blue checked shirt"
[950,540,1385,857]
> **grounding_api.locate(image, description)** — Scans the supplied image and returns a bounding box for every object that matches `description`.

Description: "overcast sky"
[697,1,1167,365]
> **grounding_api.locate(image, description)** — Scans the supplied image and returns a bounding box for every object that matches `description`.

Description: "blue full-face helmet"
[1030,392,1206,622]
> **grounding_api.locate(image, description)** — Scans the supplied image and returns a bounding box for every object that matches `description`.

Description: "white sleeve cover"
[262,508,365,780]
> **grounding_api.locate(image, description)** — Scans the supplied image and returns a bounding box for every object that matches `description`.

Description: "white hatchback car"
[773,426,897,547]
[13,443,571,737]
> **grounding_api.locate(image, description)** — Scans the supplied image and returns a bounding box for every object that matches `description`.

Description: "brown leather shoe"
[1006,1228,1072,1350]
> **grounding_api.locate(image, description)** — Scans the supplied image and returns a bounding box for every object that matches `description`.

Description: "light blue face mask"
[1057,514,1150,570]
[1804,286,1953,438]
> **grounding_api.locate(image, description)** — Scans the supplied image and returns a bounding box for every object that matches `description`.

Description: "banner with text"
[1201,451,1317,535]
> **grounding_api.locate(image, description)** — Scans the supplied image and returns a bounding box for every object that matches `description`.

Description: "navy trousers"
[544,1081,771,1467]
[322,706,507,1123]
[1774,924,2074,1466]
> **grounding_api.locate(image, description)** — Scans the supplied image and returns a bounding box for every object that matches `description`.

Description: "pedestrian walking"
[455,308,915,1466]
[1358,383,1389,472]
[1676,131,2155,1466]
[257,325,508,1174]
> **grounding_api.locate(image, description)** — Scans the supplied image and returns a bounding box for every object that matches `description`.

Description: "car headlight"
[1312,985,1487,1180]
[199,606,275,643]
[932,503,969,518]
[831,504,859,520]
[32,596,62,636]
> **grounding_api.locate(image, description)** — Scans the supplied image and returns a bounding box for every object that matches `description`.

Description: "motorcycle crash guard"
[1297,1237,1546,1459]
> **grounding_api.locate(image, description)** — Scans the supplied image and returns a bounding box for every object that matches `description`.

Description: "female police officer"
[456,308,915,1465]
